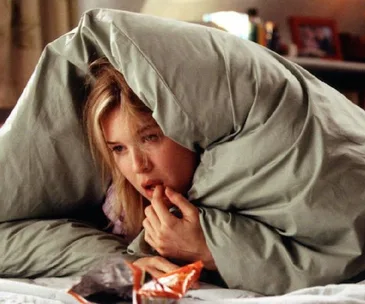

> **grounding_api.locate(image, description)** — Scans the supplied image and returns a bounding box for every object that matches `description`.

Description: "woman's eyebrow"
[137,123,159,135]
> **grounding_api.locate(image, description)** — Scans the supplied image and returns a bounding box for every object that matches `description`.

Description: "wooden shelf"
[286,56,365,73]
[285,57,365,109]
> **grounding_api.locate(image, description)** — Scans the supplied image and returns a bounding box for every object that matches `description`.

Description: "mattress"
[1,276,365,303]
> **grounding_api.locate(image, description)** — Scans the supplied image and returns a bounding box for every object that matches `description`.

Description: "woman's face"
[101,107,199,201]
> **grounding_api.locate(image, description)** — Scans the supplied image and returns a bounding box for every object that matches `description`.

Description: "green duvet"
[1,9,365,295]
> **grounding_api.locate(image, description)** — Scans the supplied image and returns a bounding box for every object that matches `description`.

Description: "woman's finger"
[152,256,180,273]
[165,187,198,219]
[143,227,156,248]
[133,259,164,278]
[133,257,179,278]
[144,266,165,278]
[152,185,174,224]
[144,205,160,229]
[142,217,155,234]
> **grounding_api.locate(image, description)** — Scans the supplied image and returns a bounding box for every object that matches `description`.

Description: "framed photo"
[289,16,342,60]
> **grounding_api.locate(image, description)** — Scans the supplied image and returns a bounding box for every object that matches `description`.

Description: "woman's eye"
[143,134,159,143]
[111,145,124,153]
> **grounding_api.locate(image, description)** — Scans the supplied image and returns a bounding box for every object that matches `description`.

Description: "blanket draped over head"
[1,9,365,295]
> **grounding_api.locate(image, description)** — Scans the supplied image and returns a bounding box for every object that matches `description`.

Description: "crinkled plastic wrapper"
[69,256,134,303]
[67,257,203,304]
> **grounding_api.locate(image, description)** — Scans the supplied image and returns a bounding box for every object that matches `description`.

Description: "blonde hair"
[84,57,150,240]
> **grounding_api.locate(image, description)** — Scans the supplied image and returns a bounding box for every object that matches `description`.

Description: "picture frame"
[289,16,342,60]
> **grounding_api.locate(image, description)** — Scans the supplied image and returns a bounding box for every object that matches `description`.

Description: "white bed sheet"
[0,277,364,304]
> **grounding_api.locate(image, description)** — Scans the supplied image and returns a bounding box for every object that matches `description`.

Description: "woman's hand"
[143,185,216,270]
[133,256,179,278]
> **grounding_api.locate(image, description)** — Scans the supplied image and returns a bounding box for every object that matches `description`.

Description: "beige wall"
[140,0,365,44]
[78,0,145,15]
[78,0,365,46]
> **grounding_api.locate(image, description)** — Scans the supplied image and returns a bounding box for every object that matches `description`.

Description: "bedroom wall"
[78,0,145,14]
[77,0,365,46]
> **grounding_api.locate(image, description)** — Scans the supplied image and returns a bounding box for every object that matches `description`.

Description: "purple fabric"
[102,184,127,237]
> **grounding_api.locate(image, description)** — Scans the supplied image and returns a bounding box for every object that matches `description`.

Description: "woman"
[55,8,365,295]
[84,58,216,278]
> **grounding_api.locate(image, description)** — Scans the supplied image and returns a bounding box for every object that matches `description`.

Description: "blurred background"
[1,0,365,117]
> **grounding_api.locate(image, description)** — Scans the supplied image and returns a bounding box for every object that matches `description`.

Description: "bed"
[1,277,365,303]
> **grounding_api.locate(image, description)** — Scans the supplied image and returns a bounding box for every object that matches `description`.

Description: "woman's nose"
[131,148,151,173]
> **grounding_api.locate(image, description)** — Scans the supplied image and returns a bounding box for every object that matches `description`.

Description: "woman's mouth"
[142,180,164,198]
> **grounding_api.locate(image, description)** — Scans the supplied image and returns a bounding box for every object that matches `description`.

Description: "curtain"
[0,0,78,109]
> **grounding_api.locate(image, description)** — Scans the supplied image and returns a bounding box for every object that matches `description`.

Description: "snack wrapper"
[131,260,203,304]
[68,258,203,304]
[68,256,134,303]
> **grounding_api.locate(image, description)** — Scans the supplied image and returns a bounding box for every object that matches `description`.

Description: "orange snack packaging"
[130,260,203,304]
